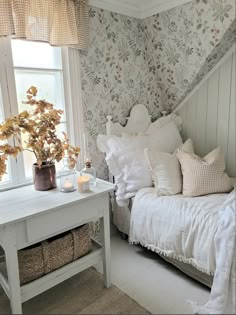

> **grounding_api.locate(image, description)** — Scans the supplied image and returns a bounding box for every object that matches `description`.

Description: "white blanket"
[189,189,236,314]
[129,188,227,275]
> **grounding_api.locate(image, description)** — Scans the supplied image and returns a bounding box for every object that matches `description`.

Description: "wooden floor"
[0,267,149,314]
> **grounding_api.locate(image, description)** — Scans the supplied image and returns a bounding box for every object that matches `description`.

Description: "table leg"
[100,203,111,288]
[5,236,22,314]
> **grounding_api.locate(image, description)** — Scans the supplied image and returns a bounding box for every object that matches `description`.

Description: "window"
[0,38,82,190]
[12,40,67,179]
[0,85,10,183]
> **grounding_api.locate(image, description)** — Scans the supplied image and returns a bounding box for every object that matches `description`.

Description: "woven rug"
[0,267,150,314]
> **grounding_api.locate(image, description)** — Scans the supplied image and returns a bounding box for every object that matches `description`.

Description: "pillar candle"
[77,175,90,193]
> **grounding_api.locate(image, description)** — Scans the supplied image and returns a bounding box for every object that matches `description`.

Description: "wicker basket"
[18,224,92,285]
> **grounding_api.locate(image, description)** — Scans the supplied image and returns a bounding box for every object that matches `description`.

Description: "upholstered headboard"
[106,104,182,136]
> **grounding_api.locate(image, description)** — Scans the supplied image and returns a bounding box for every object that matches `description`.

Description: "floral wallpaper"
[79,8,151,179]
[143,0,236,111]
[79,0,235,180]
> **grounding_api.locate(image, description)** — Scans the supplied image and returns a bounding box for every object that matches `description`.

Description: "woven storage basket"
[18,224,92,285]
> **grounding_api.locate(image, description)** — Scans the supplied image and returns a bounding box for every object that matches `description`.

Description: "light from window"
[0,86,10,183]
[11,40,67,178]
[11,40,62,69]
[0,86,4,123]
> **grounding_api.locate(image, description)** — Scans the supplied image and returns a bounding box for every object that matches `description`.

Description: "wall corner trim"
[173,43,236,114]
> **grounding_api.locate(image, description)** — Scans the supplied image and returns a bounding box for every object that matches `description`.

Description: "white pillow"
[174,138,194,155]
[144,139,194,196]
[146,113,182,134]
[97,121,182,206]
[145,150,182,195]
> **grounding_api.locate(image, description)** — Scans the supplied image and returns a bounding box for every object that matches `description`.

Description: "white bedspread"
[129,188,227,275]
[189,189,236,314]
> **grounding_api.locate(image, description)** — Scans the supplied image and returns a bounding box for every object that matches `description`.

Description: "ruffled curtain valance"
[0,0,89,50]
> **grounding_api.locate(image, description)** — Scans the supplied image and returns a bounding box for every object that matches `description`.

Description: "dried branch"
[0,86,80,180]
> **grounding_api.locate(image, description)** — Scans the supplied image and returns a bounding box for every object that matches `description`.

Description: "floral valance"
[0,0,89,50]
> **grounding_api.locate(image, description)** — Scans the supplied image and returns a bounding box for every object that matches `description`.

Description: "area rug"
[0,267,150,314]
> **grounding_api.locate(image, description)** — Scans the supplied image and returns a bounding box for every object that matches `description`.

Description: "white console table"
[0,179,115,314]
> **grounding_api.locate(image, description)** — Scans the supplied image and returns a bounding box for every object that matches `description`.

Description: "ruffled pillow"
[97,121,183,206]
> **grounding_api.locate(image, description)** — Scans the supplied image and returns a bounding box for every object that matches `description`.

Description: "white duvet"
[189,189,236,314]
[129,188,227,275]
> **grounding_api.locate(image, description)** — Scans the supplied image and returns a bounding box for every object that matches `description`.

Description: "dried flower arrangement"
[0,86,80,181]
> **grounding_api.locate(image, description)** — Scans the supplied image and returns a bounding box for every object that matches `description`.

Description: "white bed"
[97,104,234,288]
[113,189,230,287]
[129,189,226,275]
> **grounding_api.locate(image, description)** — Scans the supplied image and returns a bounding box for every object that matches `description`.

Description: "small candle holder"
[77,175,90,193]
[60,156,76,193]
[61,177,75,193]
[80,158,97,186]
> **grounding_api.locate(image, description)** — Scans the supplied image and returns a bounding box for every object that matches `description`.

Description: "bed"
[97,104,235,288]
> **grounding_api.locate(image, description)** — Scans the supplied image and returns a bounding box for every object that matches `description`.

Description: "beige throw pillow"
[177,147,233,197]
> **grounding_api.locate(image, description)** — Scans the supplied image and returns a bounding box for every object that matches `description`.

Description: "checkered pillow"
[177,147,233,197]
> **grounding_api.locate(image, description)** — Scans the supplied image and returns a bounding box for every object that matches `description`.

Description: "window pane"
[0,86,10,183]
[0,86,4,123]
[15,69,67,179]
[14,69,66,117]
[11,40,62,69]
[15,69,66,178]
[7,39,69,184]
[0,161,11,183]
[22,150,34,179]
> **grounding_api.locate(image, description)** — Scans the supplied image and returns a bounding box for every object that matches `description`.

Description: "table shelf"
[0,240,102,303]
[21,239,102,302]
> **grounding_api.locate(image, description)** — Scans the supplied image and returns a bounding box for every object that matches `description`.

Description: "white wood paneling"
[177,49,236,177]
[217,55,232,154]
[178,106,187,140]
[196,84,207,157]
[205,68,219,153]
[186,96,197,143]
[227,52,236,176]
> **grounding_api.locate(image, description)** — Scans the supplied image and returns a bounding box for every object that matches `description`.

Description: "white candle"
[64,181,73,189]
[62,178,74,192]
[77,175,90,193]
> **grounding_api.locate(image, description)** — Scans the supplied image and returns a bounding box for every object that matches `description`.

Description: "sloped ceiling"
[89,0,192,19]
[181,19,236,106]
[142,0,236,112]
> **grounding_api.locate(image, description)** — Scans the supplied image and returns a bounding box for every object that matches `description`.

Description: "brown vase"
[33,162,57,191]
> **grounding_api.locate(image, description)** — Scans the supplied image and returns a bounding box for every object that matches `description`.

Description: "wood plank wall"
[177,50,236,177]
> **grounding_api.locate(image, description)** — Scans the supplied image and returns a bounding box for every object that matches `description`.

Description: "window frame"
[0,38,84,191]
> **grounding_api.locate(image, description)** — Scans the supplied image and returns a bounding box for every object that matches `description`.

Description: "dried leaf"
[0,86,80,180]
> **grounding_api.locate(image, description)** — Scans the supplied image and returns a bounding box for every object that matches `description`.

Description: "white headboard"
[106,104,182,136]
